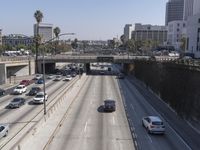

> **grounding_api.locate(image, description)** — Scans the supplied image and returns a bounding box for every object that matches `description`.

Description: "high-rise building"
[184,0,194,20]
[0,29,2,45]
[193,0,200,15]
[165,0,184,25]
[131,23,167,45]
[34,23,53,43]
[123,24,133,42]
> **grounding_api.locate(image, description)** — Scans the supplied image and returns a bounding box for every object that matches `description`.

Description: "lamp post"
[41,33,75,115]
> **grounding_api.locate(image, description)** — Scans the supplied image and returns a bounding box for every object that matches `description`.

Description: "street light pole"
[43,47,46,115]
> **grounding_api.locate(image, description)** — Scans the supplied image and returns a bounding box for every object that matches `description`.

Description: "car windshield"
[12,98,21,102]
[16,86,23,89]
[35,95,44,98]
[152,121,163,125]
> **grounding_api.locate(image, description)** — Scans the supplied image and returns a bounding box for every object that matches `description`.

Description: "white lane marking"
[130,104,134,111]
[147,135,152,143]
[84,121,88,133]
[112,116,115,125]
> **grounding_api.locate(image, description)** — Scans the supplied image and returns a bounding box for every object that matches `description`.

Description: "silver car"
[142,116,165,134]
[0,124,9,138]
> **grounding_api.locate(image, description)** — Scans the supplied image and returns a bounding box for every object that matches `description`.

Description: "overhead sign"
[97,56,114,62]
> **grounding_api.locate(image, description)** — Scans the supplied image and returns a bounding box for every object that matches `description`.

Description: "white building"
[124,24,133,42]
[34,23,53,43]
[0,29,2,45]
[167,20,186,50]
[186,0,200,58]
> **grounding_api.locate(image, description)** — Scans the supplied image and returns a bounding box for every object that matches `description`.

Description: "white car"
[47,74,54,79]
[13,85,27,94]
[33,92,48,104]
[63,75,72,81]
[54,75,62,81]
[142,116,165,134]
[0,124,9,138]
[34,74,43,80]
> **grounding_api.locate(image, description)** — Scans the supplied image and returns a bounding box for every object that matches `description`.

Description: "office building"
[167,20,186,50]
[2,34,34,47]
[183,0,194,20]
[165,0,184,25]
[0,29,2,45]
[34,23,53,43]
[124,24,133,42]
[131,23,167,45]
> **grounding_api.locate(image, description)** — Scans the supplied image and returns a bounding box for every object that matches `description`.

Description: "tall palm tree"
[34,10,43,73]
[53,27,61,54]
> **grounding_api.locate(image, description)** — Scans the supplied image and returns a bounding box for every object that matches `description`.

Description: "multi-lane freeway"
[0,63,200,150]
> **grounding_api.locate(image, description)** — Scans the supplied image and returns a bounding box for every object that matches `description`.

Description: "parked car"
[13,85,27,95]
[20,80,30,86]
[33,92,48,104]
[63,75,72,81]
[28,87,42,96]
[104,100,116,112]
[8,97,25,108]
[142,116,165,134]
[36,78,44,84]
[54,75,62,81]
[0,89,5,96]
[0,124,9,138]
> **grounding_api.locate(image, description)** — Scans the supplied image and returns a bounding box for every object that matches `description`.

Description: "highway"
[0,74,80,149]
[45,75,134,150]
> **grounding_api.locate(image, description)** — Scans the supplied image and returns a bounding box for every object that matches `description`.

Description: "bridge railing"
[0,56,34,62]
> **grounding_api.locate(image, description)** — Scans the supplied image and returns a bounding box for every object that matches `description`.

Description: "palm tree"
[53,27,61,54]
[34,10,43,73]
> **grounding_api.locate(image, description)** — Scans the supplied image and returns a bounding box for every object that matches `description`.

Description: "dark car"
[118,73,125,79]
[28,87,42,96]
[8,97,25,108]
[0,89,5,97]
[71,72,77,77]
[19,80,30,86]
[36,78,44,84]
[104,100,116,112]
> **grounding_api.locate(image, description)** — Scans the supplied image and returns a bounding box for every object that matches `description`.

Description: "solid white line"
[113,116,115,125]
[84,121,88,133]
[147,135,152,143]
[130,104,134,111]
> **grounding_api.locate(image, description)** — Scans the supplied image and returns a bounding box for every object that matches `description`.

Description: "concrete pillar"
[123,63,135,75]
[0,64,6,84]
[85,63,90,74]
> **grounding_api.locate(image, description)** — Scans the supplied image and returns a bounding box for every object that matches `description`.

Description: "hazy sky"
[0,0,168,40]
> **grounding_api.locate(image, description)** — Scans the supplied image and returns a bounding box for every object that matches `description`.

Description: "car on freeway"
[34,74,43,80]
[47,74,54,79]
[118,73,125,79]
[36,78,44,84]
[54,75,62,81]
[33,92,48,104]
[0,124,9,138]
[63,75,72,81]
[13,85,27,95]
[142,116,165,134]
[108,67,112,71]
[19,80,30,86]
[28,87,42,96]
[100,71,105,75]
[8,97,25,108]
[104,100,116,112]
[71,72,76,77]
[0,88,6,96]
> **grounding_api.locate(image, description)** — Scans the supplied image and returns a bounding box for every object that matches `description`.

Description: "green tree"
[53,27,61,54]
[34,10,43,73]
[71,38,78,49]
[180,37,187,52]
